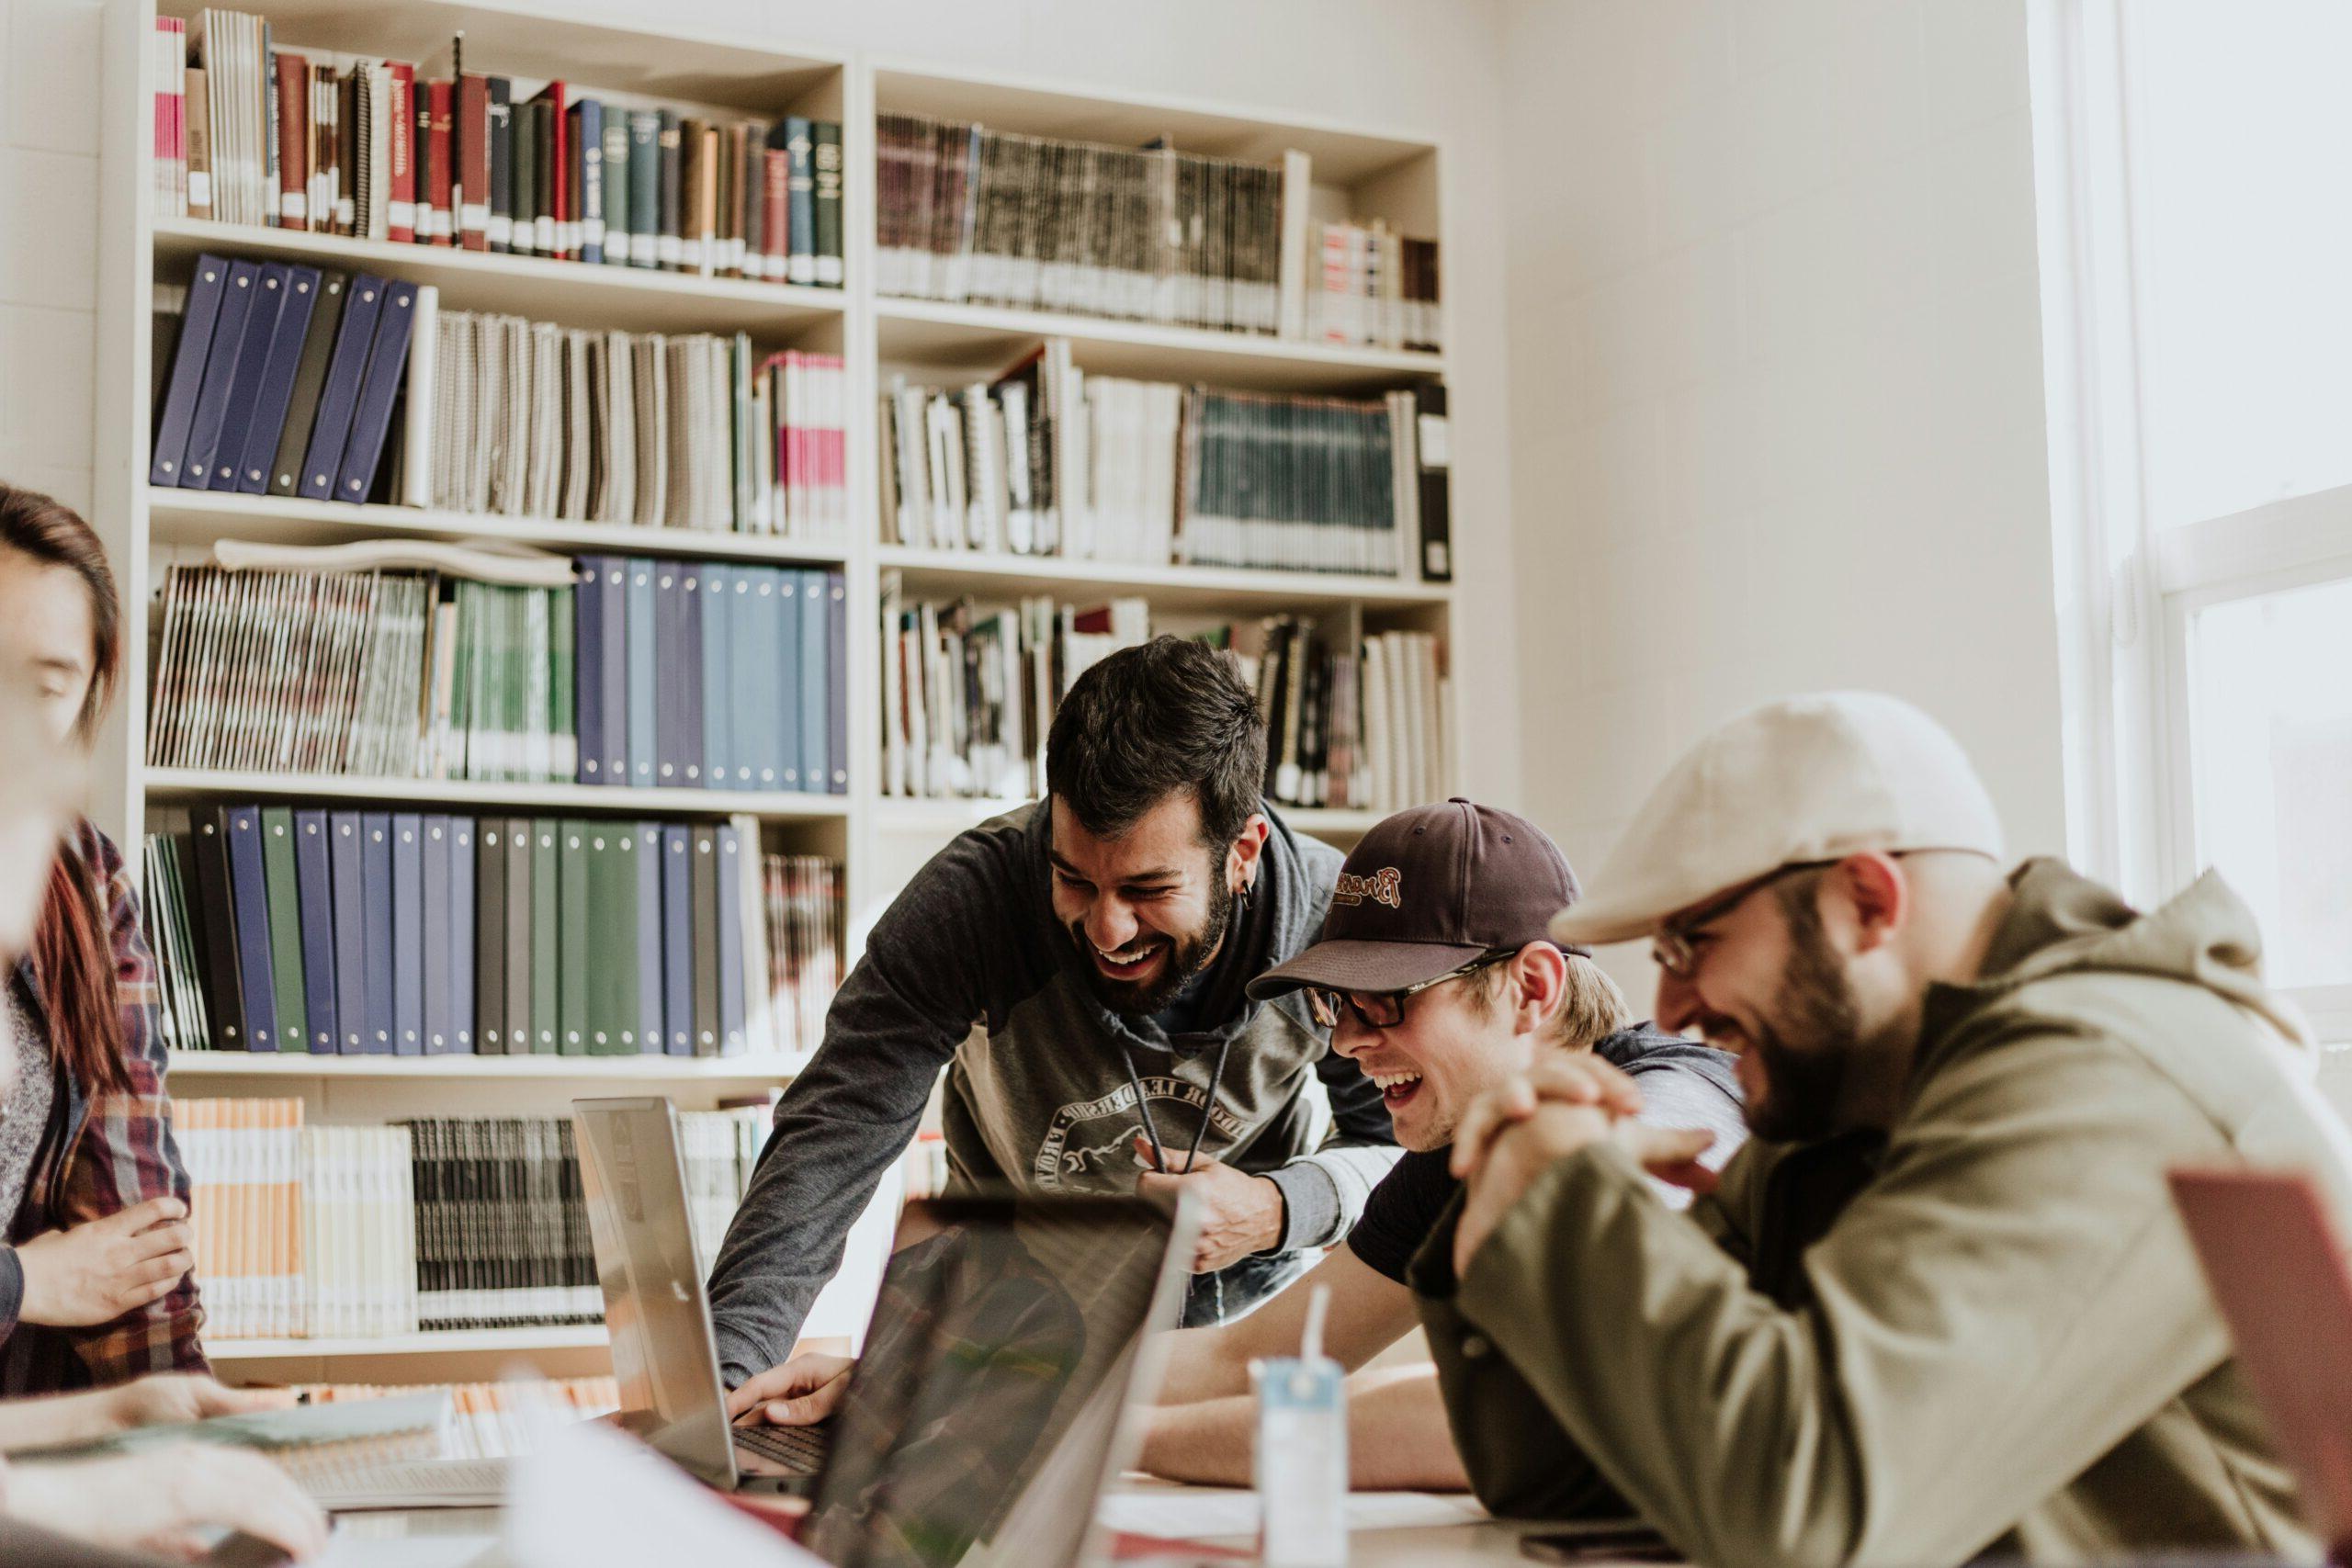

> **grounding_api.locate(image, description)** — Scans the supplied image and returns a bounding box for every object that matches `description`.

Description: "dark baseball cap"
[1249,797,1589,1001]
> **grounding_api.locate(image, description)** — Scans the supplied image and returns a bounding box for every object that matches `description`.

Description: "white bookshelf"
[95,2,1461,1383]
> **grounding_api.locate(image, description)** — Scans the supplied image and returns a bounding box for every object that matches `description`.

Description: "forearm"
[0,1385,129,1450]
[1136,1367,1468,1491]
[1148,1324,1256,1404]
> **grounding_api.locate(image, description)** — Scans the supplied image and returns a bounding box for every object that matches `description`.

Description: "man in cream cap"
[1410,691,2352,1565]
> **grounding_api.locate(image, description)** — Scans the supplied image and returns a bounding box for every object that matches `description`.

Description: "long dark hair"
[0,484,128,1097]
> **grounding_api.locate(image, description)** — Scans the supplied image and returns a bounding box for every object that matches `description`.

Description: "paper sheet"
[1097,1486,1489,1540]
[504,1419,826,1567]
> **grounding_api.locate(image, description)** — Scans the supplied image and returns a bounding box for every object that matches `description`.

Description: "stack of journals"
[144,558,848,794]
[424,317,849,541]
[180,1102,780,1339]
[1235,619,1449,814]
[153,12,844,285]
[877,584,1150,801]
[142,807,842,1060]
[1306,221,1442,352]
[151,258,424,503]
[293,1379,623,1460]
[879,343,1449,580]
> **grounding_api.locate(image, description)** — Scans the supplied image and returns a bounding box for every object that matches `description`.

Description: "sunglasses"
[1304,952,1513,1032]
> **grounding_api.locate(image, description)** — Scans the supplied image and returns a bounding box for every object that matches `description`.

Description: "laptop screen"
[802,1193,1178,1568]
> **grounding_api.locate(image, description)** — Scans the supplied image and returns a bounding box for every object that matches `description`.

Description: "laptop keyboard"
[732,1419,831,1474]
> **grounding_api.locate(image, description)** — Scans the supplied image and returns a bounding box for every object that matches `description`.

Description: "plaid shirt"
[0,818,208,1393]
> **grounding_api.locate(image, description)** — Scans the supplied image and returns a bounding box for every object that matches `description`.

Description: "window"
[2034,0,2352,1039]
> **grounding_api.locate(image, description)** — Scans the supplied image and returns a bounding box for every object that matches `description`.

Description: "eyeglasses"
[1304,953,1512,1032]
[1650,860,1836,979]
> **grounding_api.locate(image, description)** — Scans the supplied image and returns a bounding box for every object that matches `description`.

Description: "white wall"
[0,0,1526,804]
[1498,0,2066,1000]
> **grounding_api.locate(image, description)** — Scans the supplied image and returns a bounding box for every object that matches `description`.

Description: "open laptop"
[583,1095,1199,1565]
[2169,1166,2352,1559]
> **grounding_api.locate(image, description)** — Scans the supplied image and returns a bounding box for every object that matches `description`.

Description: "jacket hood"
[1922,856,2312,1056]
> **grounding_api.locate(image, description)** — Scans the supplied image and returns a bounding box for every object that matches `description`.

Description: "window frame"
[2031,0,2352,1041]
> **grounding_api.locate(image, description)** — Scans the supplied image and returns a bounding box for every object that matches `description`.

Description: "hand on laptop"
[727,1351,854,1427]
[109,1372,297,1434]
[4,1445,330,1561]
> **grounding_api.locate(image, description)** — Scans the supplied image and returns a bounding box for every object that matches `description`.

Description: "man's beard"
[1070,874,1235,1016]
[1743,893,1862,1144]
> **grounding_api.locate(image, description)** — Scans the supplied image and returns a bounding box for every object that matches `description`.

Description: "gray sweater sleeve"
[1264,1035,1404,1251]
[707,832,1027,1386]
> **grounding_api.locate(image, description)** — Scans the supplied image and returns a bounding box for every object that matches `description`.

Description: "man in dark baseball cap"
[1133,799,1747,1491]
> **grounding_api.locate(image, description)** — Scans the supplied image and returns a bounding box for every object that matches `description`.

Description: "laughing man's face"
[1048,793,1234,1015]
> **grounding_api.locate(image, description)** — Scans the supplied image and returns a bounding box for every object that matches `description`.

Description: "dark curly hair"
[1045,637,1267,849]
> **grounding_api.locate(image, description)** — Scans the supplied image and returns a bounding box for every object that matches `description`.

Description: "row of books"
[425,314,849,541]
[151,257,423,502]
[874,116,1441,346]
[878,343,1452,579]
[153,13,845,286]
[142,803,843,1061]
[878,586,1150,801]
[1241,621,1449,814]
[145,556,848,794]
[293,1379,622,1460]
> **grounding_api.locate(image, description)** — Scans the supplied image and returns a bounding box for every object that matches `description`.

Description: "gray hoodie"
[708,801,1399,1385]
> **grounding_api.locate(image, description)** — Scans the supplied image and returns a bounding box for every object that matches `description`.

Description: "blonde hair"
[1470,947,1630,1048]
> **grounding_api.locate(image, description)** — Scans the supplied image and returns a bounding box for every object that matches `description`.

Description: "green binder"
[258,807,306,1054]
[530,817,558,1053]
[557,818,590,1055]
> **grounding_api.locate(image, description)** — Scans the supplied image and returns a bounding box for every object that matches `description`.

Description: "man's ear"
[1227,812,1271,893]
[1510,941,1569,1034]
[1827,852,1907,953]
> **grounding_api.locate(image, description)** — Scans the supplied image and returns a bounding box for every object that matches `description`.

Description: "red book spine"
[547,83,569,258]
[457,74,490,251]
[763,149,789,286]
[274,54,308,229]
[427,80,455,246]
[388,62,415,243]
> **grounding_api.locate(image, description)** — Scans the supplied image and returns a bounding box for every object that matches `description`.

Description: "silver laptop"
[578,1096,1197,1565]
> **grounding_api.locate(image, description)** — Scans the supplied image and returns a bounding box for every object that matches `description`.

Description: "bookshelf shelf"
[154,218,849,339]
[143,768,850,820]
[148,490,854,567]
[208,1325,608,1361]
[871,797,1382,841]
[876,547,1451,612]
[875,297,1442,391]
[167,1049,809,1080]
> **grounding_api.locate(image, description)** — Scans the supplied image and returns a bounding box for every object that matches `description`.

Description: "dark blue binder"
[222,805,279,1052]
[334,279,420,502]
[660,824,693,1055]
[328,812,367,1054]
[782,116,816,286]
[296,272,388,501]
[573,559,606,784]
[627,558,656,788]
[634,823,664,1055]
[794,570,823,794]
[421,815,453,1054]
[597,558,629,788]
[826,571,848,792]
[231,264,323,493]
[700,566,735,790]
[360,812,394,1054]
[204,261,290,491]
[391,813,424,1055]
[651,563,684,786]
[765,568,798,792]
[714,823,746,1055]
[178,259,263,490]
[729,568,769,791]
[678,567,707,786]
[291,809,338,1054]
[571,98,605,265]
[449,817,476,1052]
[151,253,232,486]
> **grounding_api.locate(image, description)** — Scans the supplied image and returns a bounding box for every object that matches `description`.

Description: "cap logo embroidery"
[1333,867,1403,908]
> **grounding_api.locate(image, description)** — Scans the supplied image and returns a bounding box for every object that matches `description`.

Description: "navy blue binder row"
[146,805,773,1062]
[152,254,415,502]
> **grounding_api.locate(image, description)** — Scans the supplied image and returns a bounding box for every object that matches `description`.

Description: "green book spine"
[609,821,640,1054]
[557,818,589,1055]
[447,581,473,780]
[690,824,719,1056]
[530,816,558,1053]
[549,584,576,783]
[602,114,629,267]
[581,821,623,1055]
[503,815,532,1055]
[258,807,306,1052]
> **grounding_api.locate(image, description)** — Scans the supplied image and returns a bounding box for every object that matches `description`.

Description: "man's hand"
[726,1352,854,1427]
[1133,1134,1286,1272]
[6,1445,330,1561]
[16,1197,195,1327]
[107,1373,294,1435]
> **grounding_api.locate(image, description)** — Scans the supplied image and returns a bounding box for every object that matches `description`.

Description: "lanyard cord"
[1120,1025,1234,1177]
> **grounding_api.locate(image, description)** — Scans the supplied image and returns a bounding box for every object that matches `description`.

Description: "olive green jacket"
[1410,859,2352,1567]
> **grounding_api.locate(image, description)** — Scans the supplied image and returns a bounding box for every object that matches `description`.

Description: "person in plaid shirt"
[0,486,207,1393]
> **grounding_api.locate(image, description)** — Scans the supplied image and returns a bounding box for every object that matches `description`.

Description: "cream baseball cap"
[1548,691,2006,946]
